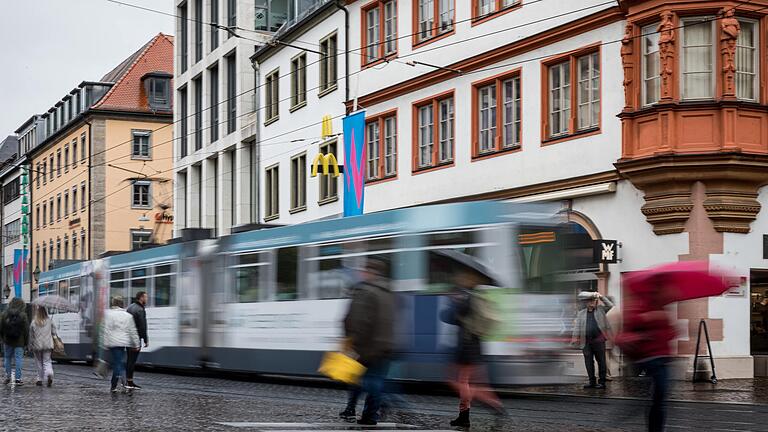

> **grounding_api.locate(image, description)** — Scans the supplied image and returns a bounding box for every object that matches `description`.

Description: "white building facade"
[247,0,768,378]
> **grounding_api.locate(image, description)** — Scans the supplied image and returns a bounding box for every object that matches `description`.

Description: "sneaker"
[595,383,606,389]
[583,383,597,389]
[126,382,142,390]
[110,386,119,393]
[35,381,43,386]
[338,409,355,421]
[47,376,53,387]
[357,418,377,426]
[15,380,23,386]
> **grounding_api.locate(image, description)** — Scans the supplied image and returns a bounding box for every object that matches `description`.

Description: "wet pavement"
[0,360,767,431]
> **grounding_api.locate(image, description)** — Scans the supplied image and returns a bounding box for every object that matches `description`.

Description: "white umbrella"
[33,295,78,312]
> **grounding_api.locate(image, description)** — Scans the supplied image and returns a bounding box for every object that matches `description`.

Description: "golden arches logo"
[311,153,341,178]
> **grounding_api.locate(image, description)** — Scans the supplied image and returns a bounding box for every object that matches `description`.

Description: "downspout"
[334,0,350,104]
[252,59,262,224]
[85,120,92,261]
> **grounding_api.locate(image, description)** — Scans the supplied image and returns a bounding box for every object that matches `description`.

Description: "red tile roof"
[92,33,174,114]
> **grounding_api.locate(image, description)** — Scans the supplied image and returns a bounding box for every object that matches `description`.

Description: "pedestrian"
[126,291,149,390]
[28,305,56,387]
[343,256,395,426]
[441,266,505,428]
[0,297,29,385]
[102,296,140,393]
[571,291,614,389]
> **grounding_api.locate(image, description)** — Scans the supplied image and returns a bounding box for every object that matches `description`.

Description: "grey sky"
[0,0,173,137]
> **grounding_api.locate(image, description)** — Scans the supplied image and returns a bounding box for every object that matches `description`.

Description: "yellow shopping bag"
[318,351,366,385]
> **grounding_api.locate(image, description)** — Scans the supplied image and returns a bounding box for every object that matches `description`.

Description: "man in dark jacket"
[125,291,148,389]
[343,256,395,426]
[0,298,29,385]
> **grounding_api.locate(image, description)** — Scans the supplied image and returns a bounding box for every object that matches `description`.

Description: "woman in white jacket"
[28,305,57,387]
[102,297,140,393]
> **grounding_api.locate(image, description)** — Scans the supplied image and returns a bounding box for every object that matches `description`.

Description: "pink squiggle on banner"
[345,129,366,208]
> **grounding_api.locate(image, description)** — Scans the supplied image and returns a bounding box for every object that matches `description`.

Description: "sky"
[0,0,174,137]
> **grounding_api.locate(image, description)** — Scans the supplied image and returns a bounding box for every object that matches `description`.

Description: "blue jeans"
[360,359,390,422]
[3,344,23,381]
[639,358,669,432]
[109,347,127,389]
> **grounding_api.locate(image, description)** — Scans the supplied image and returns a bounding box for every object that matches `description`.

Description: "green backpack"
[461,291,502,339]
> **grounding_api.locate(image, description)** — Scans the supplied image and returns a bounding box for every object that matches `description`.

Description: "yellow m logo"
[311,153,341,178]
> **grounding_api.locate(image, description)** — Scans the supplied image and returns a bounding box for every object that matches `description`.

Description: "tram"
[37,200,575,385]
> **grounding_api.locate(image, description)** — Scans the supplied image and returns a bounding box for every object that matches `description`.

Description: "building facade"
[0,136,23,302]
[236,0,768,378]
[29,33,175,296]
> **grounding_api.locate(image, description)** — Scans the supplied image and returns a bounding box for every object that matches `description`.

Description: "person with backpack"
[441,266,505,428]
[0,298,29,385]
[28,305,57,386]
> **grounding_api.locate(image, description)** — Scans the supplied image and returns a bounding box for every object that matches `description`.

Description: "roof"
[14,114,41,134]
[91,33,175,114]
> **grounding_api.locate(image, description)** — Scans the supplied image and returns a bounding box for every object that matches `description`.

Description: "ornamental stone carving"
[658,11,675,101]
[720,8,740,98]
[621,24,634,109]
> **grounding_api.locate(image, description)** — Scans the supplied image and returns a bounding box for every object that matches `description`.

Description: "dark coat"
[0,298,29,348]
[441,291,483,365]
[343,278,395,366]
[126,302,148,344]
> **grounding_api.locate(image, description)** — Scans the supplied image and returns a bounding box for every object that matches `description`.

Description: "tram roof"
[38,262,83,283]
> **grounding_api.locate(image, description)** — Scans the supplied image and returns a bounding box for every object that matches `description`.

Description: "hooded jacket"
[0,298,29,347]
[344,277,395,366]
[102,307,140,348]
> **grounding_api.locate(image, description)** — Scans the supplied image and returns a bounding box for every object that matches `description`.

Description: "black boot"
[450,409,470,427]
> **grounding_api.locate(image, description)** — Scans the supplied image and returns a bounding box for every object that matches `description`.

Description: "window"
[276,247,298,301]
[36,163,41,188]
[81,230,86,259]
[680,17,714,100]
[232,253,266,302]
[148,78,171,110]
[416,0,454,45]
[210,0,219,49]
[132,181,151,208]
[4,220,20,244]
[545,49,600,140]
[194,76,203,151]
[42,244,46,271]
[265,164,279,219]
[415,94,454,169]
[363,1,397,64]
[319,141,338,202]
[2,178,19,204]
[290,153,306,211]
[736,19,758,101]
[72,186,77,214]
[226,52,237,133]
[366,113,397,181]
[227,0,236,38]
[195,0,203,62]
[81,133,86,161]
[474,73,520,155]
[180,88,188,158]
[48,243,53,268]
[49,155,54,181]
[49,198,54,224]
[72,235,77,260]
[180,4,188,73]
[291,53,307,109]
[72,141,78,167]
[319,33,338,94]
[42,162,47,185]
[63,236,69,260]
[57,149,62,176]
[132,130,151,159]
[57,194,61,220]
[265,68,280,123]
[56,238,61,261]
[474,0,519,20]
[641,23,660,106]
[81,182,87,209]
[36,205,40,229]
[209,64,219,142]
[131,230,153,250]
[64,191,69,217]
[42,203,47,227]
[64,144,70,172]
[154,264,175,306]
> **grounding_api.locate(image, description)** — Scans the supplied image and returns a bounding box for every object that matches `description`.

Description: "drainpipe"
[334,0,350,104]
[85,120,92,261]
[252,60,262,224]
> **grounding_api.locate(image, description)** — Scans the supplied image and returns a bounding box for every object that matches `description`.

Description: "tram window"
[154,275,173,306]
[110,280,126,304]
[429,231,474,247]
[313,258,347,299]
[236,267,261,302]
[130,267,148,303]
[68,277,80,309]
[427,252,455,293]
[276,247,298,301]
[58,280,69,299]
[156,264,172,274]
[111,271,126,280]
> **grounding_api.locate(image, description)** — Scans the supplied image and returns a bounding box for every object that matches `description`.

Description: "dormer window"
[142,71,172,111]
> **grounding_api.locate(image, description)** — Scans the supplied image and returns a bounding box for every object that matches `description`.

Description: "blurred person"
[0,298,29,385]
[343,256,395,426]
[617,280,676,432]
[571,292,614,389]
[441,266,505,428]
[102,297,140,393]
[126,291,149,390]
[28,305,57,387]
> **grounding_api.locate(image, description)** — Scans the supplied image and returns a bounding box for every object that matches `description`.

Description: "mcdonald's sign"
[321,115,333,138]
[311,153,342,178]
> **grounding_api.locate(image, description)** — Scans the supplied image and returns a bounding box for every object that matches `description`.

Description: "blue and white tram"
[37,200,573,384]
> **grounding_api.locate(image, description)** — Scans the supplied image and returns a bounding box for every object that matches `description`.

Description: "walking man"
[343,256,395,426]
[0,298,29,385]
[572,291,613,389]
[102,297,140,393]
[126,291,149,389]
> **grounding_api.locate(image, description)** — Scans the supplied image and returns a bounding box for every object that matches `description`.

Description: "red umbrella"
[624,261,730,305]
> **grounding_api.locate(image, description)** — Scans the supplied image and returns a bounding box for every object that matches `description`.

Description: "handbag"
[318,351,366,385]
[93,358,110,379]
[52,336,66,356]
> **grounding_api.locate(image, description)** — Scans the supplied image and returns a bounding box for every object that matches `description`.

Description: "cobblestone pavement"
[0,360,766,431]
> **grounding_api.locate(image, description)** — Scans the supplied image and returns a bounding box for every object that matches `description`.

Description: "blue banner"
[342,111,366,217]
[13,249,27,298]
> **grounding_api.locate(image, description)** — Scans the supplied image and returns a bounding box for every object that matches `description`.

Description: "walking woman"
[102,297,140,393]
[28,305,56,387]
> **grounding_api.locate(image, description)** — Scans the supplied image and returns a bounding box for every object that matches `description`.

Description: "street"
[1,361,766,431]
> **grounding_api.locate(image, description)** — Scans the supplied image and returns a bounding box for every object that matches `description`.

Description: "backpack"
[3,311,24,341]
[461,291,501,339]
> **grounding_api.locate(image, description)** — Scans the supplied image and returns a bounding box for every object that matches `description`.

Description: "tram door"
[178,243,203,351]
